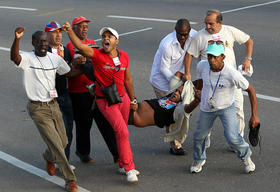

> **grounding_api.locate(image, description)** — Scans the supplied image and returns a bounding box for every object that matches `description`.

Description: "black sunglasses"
[176,32,189,37]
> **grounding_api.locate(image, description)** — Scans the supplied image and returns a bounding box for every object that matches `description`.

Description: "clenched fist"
[15,27,24,39]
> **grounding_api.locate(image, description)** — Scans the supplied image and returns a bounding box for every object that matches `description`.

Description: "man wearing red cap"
[63,22,139,183]
[66,16,118,163]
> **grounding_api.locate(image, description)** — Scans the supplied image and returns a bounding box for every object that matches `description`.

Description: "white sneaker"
[190,160,206,173]
[55,163,76,171]
[126,169,139,183]
[244,157,255,173]
[119,168,140,176]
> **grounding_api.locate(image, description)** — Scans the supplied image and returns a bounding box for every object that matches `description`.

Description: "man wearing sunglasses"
[184,9,254,147]
[149,19,197,155]
[190,42,259,174]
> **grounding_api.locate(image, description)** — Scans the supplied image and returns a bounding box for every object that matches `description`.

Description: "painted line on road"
[0,151,90,192]
[0,6,37,11]
[94,27,153,42]
[221,0,280,14]
[39,8,74,16]
[243,92,280,103]
[107,15,198,24]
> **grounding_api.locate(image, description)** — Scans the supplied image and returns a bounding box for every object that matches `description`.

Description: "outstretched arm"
[124,68,137,111]
[242,38,254,72]
[10,27,24,65]
[182,52,193,81]
[63,22,94,58]
[245,84,260,127]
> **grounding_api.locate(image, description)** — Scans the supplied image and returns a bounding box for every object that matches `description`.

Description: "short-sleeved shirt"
[66,38,96,93]
[18,51,70,102]
[187,25,250,68]
[92,49,129,97]
[197,60,249,112]
[145,94,178,128]
[150,29,197,91]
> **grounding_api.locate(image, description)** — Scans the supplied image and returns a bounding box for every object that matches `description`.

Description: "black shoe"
[75,151,94,163]
[113,156,118,163]
[249,123,260,147]
[169,147,186,156]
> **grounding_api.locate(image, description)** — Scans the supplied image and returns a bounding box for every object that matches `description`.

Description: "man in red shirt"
[63,21,139,183]
[66,16,118,163]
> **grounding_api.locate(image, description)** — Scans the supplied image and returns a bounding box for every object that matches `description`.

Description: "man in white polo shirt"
[10,27,78,192]
[184,9,254,147]
[189,41,259,174]
[149,19,197,155]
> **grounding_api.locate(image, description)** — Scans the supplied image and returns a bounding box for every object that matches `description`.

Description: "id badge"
[113,57,121,66]
[207,97,216,110]
[49,89,58,98]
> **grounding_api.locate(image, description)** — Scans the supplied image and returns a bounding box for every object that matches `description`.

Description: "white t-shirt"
[187,25,250,68]
[18,51,70,102]
[197,60,249,112]
[150,29,197,91]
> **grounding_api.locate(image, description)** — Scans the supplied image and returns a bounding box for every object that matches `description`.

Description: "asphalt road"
[0,0,279,192]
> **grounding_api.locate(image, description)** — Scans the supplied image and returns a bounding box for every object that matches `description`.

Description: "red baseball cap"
[72,16,91,27]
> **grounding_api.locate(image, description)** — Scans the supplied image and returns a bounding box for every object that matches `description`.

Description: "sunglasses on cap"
[208,40,224,45]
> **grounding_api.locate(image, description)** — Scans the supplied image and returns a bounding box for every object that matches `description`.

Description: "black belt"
[29,98,56,105]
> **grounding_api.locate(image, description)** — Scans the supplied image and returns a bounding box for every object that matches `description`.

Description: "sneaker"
[244,157,255,173]
[65,180,78,192]
[44,159,55,176]
[205,135,211,149]
[190,160,206,173]
[55,164,76,171]
[169,147,185,155]
[119,168,140,176]
[126,169,138,183]
[249,123,260,147]
[75,151,94,163]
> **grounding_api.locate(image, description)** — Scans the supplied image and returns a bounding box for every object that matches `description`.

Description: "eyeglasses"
[115,65,120,72]
[176,32,189,37]
[208,40,224,45]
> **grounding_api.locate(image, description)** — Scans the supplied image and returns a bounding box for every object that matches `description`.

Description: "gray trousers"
[28,100,76,181]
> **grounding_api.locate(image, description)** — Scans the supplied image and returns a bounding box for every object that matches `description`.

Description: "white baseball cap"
[99,27,119,39]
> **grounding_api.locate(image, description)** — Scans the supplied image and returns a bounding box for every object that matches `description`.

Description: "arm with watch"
[124,67,138,111]
[242,38,254,72]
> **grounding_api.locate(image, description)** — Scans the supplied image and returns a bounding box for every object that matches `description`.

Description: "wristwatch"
[245,57,252,61]
[130,98,137,104]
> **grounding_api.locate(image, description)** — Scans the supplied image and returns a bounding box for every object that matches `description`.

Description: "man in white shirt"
[10,28,78,192]
[189,42,260,174]
[149,19,197,155]
[184,9,254,147]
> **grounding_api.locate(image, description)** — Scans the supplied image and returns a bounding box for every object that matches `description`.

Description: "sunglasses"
[208,40,224,45]
[115,65,120,72]
[176,32,189,37]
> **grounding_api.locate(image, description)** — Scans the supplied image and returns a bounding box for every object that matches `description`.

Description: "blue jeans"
[57,92,74,160]
[193,104,251,163]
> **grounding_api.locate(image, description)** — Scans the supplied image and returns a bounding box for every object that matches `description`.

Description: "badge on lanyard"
[49,89,58,98]
[113,57,121,66]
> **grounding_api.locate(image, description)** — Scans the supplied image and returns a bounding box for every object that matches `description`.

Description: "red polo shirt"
[66,38,95,93]
[92,49,129,97]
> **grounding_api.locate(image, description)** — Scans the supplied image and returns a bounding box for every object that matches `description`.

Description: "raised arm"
[245,84,260,127]
[63,22,94,58]
[183,52,193,81]
[10,27,24,65]
[242,38,254,72]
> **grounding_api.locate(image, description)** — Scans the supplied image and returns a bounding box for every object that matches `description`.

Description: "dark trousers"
[70,92,118,161]
[57,92,74,160]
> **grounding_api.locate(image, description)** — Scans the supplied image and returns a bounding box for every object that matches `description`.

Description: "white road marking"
[221,0,280,14]
[94,27,153,42]
[107,15,198,24]
[243,92,280,103]
[0,151,90,192]
[0,6,37,11]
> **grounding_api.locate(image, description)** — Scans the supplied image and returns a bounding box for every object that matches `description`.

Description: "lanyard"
[209,70,221,98]
[35,54,56,91]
